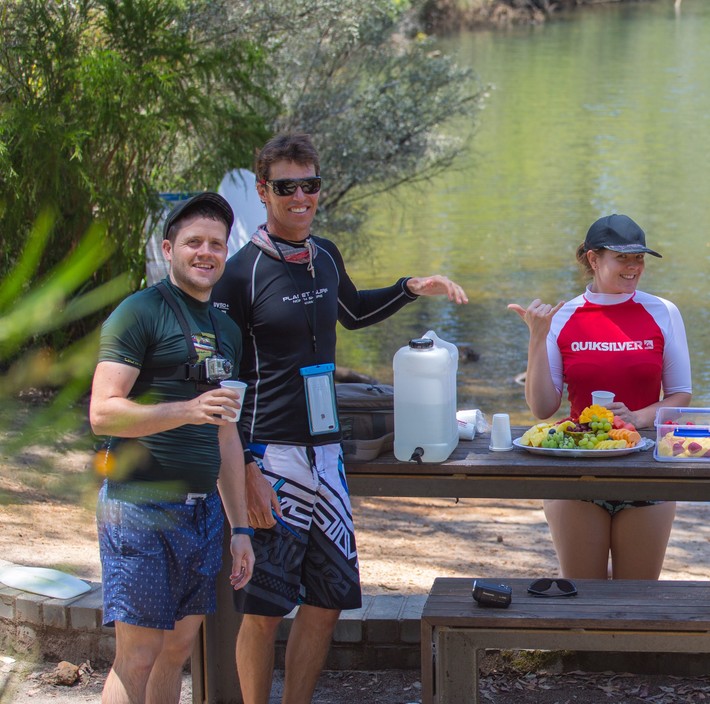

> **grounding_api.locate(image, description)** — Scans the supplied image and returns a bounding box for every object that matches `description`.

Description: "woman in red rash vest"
[509,214,691,580]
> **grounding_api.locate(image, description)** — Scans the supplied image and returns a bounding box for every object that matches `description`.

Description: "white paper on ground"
[0,565,91,599]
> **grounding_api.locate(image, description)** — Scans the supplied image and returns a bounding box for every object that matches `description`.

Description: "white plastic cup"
[489,413,513,452]
[220,380,247,422]
[591,390,615,407]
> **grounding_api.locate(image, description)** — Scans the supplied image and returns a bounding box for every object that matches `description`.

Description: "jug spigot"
[409,447,424,464]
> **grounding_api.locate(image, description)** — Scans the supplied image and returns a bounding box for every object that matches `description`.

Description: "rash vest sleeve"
[658,296,692,396]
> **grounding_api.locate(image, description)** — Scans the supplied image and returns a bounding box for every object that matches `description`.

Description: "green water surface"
[335,0,710,425]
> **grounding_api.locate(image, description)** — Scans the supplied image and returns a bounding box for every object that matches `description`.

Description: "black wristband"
[231,527,255,537]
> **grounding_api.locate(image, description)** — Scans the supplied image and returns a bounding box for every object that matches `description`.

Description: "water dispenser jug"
[393,330,458,463]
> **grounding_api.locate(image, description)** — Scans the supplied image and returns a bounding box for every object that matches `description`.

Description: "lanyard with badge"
[272,237,339,436]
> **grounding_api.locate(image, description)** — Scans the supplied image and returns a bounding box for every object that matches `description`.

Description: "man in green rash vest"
[89,193,255,704]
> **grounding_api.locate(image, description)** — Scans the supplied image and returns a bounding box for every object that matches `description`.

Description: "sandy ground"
[4,489,710,593]
[5,445,710,702]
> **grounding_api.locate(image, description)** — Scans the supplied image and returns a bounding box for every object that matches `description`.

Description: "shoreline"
[421,0,654,34]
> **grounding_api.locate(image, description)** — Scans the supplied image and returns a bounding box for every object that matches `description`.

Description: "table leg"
[421,618,435,704]
[190,622,207,704]
[435,628,479,704]
[191,519,244,704]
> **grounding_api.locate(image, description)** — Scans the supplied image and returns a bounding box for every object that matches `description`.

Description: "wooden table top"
[345,427,710,501]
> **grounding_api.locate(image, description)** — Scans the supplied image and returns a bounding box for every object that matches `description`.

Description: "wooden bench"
[421,577,710,704]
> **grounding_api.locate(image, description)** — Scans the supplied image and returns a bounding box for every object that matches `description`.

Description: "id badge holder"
[300,363,339,435]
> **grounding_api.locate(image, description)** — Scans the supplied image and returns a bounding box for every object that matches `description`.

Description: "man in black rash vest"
[211,133,468,704]
[90,193,255,704]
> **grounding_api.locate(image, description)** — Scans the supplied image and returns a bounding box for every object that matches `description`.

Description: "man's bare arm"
[89,361,239,437]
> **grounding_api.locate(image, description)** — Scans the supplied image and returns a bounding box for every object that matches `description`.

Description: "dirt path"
[4,491,710,592]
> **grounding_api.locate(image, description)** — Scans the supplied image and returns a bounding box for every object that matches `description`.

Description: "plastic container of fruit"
[654,408,710,461]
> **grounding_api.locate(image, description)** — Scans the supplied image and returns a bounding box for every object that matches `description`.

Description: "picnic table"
[192,427,710,703]
[345,427,710,502]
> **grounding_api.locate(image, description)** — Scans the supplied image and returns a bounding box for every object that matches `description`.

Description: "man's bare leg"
[282,605,340,704]
[146,615,203,704]
[236,613,282,704]
[102,622,164,704]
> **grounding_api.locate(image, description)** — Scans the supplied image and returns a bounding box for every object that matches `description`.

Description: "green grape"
[583,433,599,449]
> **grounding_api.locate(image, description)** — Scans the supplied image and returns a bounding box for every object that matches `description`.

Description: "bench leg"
[434,627,480,704]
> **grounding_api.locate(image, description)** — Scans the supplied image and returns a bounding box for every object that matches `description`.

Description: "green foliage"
[0,212,131,449]
[225,0,482,245]
[1,0,477,315]
[0,0,478,426]
[0,0,273,331]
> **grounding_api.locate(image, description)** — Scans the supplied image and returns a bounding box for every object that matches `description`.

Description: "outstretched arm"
[405,275,468,305]
[507,299,564,420]
[325,234,468,329]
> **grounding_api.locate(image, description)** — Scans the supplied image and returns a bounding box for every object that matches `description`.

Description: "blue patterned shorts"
[234,443,362,617]
[97,481,223,630]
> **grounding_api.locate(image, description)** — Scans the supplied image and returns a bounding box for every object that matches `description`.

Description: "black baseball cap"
[584,214,661,258]
[162,192,234,240]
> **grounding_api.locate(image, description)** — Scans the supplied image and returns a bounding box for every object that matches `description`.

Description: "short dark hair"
[163,192,234,244]
[255,133,320,182]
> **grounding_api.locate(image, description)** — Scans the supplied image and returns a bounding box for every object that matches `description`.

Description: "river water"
[335,0,710,425]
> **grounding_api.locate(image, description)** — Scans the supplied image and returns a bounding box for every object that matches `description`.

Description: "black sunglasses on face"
[259,177,322,196]
[527,578,578,597]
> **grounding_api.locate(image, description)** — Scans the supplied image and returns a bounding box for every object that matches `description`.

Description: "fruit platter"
[514,404,654,458]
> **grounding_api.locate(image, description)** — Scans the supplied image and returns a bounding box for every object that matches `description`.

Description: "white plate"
[512,436,655,459]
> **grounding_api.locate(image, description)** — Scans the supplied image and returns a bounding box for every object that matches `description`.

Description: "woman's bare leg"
[543,499,612,579]
[611,501,676,579]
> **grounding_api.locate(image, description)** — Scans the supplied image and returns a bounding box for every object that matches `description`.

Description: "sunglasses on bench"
[259,177,322,196]
[527,578,578,597]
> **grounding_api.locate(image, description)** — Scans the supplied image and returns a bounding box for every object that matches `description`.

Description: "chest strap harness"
[136,281,230,387]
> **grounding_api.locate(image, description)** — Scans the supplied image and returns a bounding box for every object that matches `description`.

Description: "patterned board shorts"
[97,481,223,630]
[234,443,362,617]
